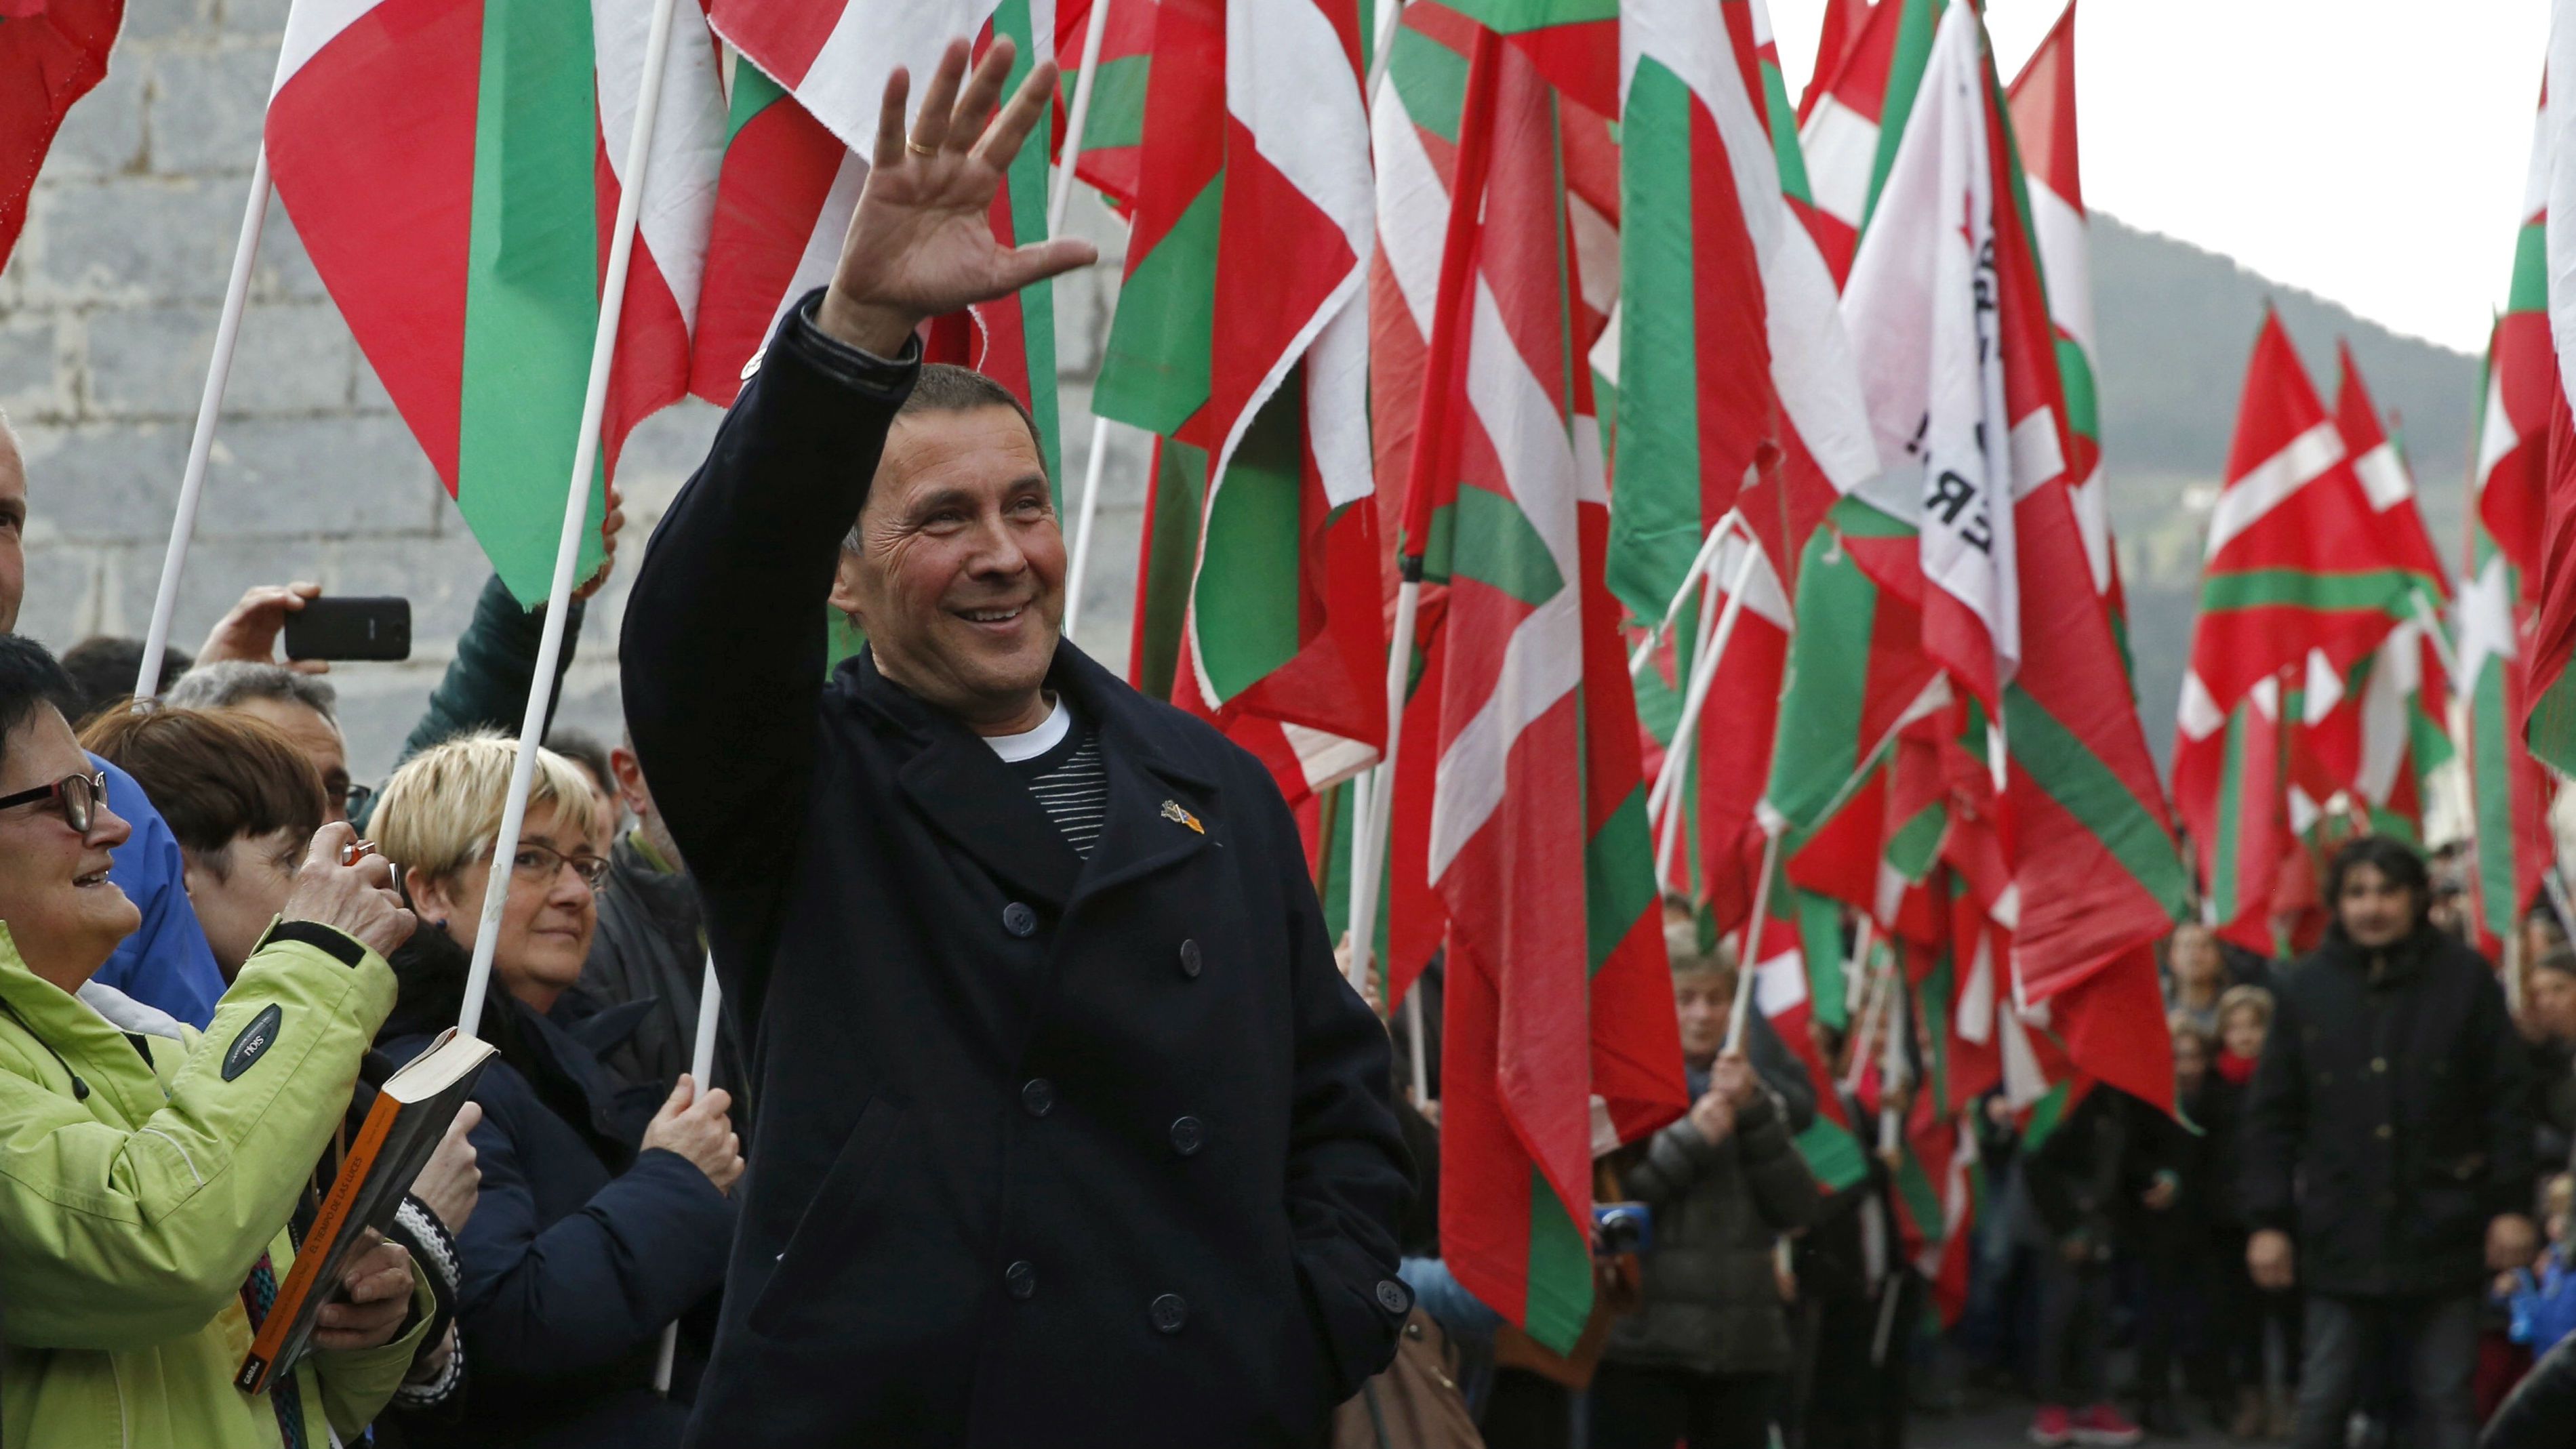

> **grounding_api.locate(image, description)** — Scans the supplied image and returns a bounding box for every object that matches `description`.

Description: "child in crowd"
[2213,986,2268,1090]
[2133,1016,2232,1436]
[2213,985,2297,1437]
[2508,1176,2576,1357]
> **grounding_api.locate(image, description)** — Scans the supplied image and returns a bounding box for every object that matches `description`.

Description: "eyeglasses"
[502,841,611,889]
[342,783,374,819]
[0,771,106,834]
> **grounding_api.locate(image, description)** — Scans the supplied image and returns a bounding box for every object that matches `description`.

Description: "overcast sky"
[1763,0,2546,356]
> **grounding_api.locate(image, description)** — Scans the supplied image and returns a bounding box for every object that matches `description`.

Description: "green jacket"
[0,922,433,1448]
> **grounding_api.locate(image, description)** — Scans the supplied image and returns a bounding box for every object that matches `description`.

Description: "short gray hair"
[163,660,339,722]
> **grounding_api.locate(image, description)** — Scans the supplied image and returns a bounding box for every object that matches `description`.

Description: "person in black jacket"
[620,39,1412,1449]
[1591,946,1823,1449]
[2242,835,2536,1449]
[2011,1085,2156,1447]
[372,735,741,1449]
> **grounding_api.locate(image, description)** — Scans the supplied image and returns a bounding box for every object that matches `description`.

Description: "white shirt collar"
[982,695,1072,764]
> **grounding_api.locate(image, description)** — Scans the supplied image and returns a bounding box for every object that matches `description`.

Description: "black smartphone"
[283,597,411,661]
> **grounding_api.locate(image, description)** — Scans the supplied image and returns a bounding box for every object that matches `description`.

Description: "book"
[235,1027,495,1395]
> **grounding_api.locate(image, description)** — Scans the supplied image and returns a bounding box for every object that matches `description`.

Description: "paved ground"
[1912,1400,2042,1448]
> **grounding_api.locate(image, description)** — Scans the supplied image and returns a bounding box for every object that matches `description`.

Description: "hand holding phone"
[283,597,411,662]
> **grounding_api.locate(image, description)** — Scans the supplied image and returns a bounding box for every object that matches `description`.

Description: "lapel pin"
[1160,800,1205,834]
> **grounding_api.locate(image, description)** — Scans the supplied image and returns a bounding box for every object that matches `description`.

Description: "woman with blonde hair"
[370,732,742,1448]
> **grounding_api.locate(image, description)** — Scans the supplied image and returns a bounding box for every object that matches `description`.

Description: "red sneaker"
[2030,1405,2074,1447]
[2070,1403,2145,1446]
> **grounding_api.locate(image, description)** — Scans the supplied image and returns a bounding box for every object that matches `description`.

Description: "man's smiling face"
[831,404,1063,735]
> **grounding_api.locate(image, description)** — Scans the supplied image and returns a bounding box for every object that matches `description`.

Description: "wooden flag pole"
[133,152,273,704]
[653,955,723,1395]
[456,0,682,1035]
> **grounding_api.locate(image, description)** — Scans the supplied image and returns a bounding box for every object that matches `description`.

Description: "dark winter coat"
[578,831,751,1128]
[1603,1069,1822,1377]
[2240,922,2532,1299]
[622,293,1415,1448]
[380,931,736,1449]
[2015,1087,2163,1256]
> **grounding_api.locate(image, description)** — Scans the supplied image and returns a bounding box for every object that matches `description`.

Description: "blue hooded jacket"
[85,755,226,1027]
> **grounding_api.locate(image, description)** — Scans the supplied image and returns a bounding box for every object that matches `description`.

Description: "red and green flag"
[1398,28,1687,1353]
[2463,81,2558,960]
[1,0,121,274]
[1793,0,1936,283]
[1816,0,2180,1109]
[693,5,1062,482]
[2175,314,2444,947]
[1093,0,1386,805]
[2005,1,2120,620]
[1793,0,1869,124]
[2314,349,2454,842]
[2527,40,2576,773]
[266,0,729,603]
[1053,0,1158,210]
[1607,0,1877,937]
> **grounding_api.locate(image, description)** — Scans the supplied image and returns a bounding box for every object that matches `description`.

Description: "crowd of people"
[13,35,2576,1449]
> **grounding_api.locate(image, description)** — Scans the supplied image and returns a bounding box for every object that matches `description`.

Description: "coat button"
[2376,1123,2393,1140]
[1179,939,1203,977]
[1169,1116,1206,1156]
[1375,1278,1412,1314]
[1003,902,1038,937]
[1150,1293,1189,1333]
[1022,1078,1055,1117]
[2372,1057,2388,1074]
[1006,1261,1037,1300]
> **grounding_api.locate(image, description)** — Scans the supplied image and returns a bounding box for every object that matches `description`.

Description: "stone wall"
[0,0,1150,781]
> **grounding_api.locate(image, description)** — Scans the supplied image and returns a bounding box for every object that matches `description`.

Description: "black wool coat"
[2239,922,2532,1299]
[623,294,1415,1448]
[380,937,736,1449]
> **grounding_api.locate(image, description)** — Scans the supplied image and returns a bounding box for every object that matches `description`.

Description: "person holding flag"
[622,36,1413,1449]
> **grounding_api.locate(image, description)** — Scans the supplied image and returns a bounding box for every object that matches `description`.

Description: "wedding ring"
[907,140,936,156]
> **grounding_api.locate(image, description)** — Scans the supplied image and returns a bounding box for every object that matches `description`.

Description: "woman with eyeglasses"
[368,731,740,1449]
[0,635,439,1449]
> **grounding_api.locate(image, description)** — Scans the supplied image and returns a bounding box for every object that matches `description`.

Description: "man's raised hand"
[817,37,1099,356]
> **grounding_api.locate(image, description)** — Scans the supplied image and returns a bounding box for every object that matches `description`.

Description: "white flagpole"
[1062,415,1116,638]
[133,152,273,704]
[1844,915,1877,1015]
[456,0,682,1036]
[1403,984,1428,1104]
[1646,539,1761,828]
[1048,0,1121,643]
[1365,0,1407,101]
[1845,950,1891,1095]
[1722,822,1784,1055]
[1346,566,1422,997]
[1628,512,1742,678]
[1653,556,1726,891]
[653,954,723,1395]
[1049,0,1112,239]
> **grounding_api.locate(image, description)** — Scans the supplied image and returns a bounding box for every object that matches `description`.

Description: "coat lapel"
[1058,649,1219,907]
[851,653,1084,909]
